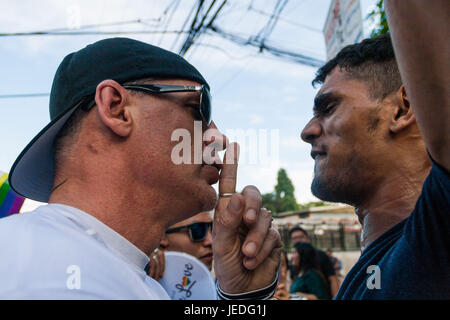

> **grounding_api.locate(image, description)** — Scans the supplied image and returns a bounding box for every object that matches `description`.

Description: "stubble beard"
[311,154,366,206]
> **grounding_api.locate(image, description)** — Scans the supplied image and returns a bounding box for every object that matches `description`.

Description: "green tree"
[261,192,278,213]
[366,0,389,38]
[262,168,299,214]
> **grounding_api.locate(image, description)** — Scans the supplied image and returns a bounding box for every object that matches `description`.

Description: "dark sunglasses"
[80,84,212,126]
[123,84,212,126]
[165,221,213,242]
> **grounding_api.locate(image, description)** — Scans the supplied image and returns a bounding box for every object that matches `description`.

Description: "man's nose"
[301,118,322,144]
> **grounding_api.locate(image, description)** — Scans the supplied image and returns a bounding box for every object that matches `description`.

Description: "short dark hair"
[293,242,319,273]
[312,33,402,100]
[289,225,309,238]
[53,106,87,169]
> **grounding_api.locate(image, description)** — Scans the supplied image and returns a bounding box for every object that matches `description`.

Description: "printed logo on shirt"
[175,263,197,299]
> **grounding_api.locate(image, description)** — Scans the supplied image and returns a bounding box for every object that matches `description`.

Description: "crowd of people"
[0,0,448,299]
[149,215,344,300]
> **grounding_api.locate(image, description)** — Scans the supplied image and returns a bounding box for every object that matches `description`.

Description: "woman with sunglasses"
[159,211,214,272]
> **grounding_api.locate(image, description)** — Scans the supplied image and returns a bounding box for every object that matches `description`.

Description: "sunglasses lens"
[190,222,212,242]
[201,87,212,126]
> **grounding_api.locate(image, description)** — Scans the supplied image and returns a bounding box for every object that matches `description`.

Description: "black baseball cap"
[9,37,209,203]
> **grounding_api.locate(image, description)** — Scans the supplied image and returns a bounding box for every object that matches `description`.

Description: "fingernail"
[230,196,242,211]
[246,209,256,221]
[245,242,256,256]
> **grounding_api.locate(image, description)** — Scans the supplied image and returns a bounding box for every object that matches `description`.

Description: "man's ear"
[95,79,133,137]
[389,85,416,134]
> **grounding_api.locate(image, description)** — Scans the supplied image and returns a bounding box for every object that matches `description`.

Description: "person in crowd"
[290,242,330,300]
[300,0,449,298]
[147,211,214,280]
[326,248,342,277]
[160,211,213,270]
[273,249,291,300]
[289,226,339,297]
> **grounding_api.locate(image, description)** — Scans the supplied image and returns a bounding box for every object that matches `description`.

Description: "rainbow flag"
[0,171,25,218]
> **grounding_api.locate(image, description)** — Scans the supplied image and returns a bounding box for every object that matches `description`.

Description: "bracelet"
[216,274,279,300]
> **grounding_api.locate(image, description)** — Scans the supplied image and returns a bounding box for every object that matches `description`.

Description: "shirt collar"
[47,203,150,272]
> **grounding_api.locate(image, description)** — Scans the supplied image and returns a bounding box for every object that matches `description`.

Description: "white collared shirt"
[0,203,170,299]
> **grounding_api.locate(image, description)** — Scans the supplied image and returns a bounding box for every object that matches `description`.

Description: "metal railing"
[278,223,361,251]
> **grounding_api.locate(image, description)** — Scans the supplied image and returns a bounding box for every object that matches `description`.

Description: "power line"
[0,93,49,99]
[179,0,211,57]
[178,0,228,56]
[191,42,258,60]
[170,0,199,51]
[0,30,188,37]
[184,0,229,60]
[0,1,324,101]
[249,6,322,33]
[0,17,168,37]
[179,0,210,56]
[208,25,324,67]
[157,0,181,46]
[253,0,289,51]
[205,0,228,29]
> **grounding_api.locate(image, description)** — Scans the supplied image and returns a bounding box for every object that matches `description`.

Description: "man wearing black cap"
[0,38,281,299]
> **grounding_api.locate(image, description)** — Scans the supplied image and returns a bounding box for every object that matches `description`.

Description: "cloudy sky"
[0,0,377,205]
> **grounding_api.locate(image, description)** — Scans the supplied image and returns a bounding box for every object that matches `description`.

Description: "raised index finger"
[218,142,240,197]
[214,142,242,250]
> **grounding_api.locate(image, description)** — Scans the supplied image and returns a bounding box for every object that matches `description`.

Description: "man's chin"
[311,176,339,202]
[311,175,359,205]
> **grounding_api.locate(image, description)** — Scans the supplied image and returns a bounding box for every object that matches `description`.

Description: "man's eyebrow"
[313,92,340,115]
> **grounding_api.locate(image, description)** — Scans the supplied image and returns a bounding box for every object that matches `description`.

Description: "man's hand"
[212,142,282,294]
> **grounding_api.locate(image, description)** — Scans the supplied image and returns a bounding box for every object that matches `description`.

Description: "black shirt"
[336,159,450,299]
